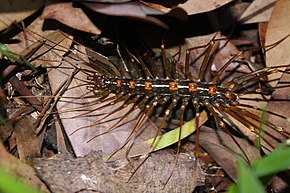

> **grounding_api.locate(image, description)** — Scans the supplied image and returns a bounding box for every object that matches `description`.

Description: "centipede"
[1,14,290,192]
[43,28,290,188]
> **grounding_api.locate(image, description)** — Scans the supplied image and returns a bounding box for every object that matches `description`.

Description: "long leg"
[63,92,128,119]
[221,106,275,149]
[205,103,251,164]
[104,96,161,161]
[161,38,171,79]
[85,95,151,141]
[230,106,290,137]
[162,97,188,187]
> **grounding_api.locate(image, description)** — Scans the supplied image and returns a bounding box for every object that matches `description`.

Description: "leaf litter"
[0,0,290,192]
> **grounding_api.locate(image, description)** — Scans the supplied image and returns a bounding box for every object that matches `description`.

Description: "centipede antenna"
[264,33,290,52]
[161,38,171,79]
[87,60,116,77]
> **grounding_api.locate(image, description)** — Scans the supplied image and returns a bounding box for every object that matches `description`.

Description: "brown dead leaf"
[5,17,56,56]
[266,0,290,87]
[42,1,101,35]
[266,69,290,148]
[0,0,45,31]
[178,0,233,15]
[196,126,261,181]
[81,1,169,28]
[30,30,73,68]
[139,1,188,21]
[239,0,276,24]
[14,115,41,161]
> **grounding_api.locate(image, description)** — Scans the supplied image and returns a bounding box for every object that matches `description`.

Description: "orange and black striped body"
[88,74,239,107]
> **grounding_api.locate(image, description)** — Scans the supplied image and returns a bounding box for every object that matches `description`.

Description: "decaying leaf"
[239,0,276,24]
[0,0,45,31]
[42,1,101,35]
[265,0,290,86]
[178,0,234,15]
[80,1,170,28]
[14,115,41,161]
[196,126,261,181]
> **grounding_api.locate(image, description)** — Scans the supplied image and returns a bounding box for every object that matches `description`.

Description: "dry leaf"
[81,1,169,28]
[239,0,276,24]
[139,1,188,21]
[42,1,101,35]
[178,0,233,15]
[197,126,261,181]
[0,0,45,31]
[5,17,53,55]
[266,69,290,148]
[265,0,290,86]
[14,115,41,161]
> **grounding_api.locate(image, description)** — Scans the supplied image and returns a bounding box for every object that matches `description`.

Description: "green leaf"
[237,159,266,193]
[0,167,40,193]
[227,184,238,193]
[0,42,36,72]
[144,111,208,152]
[252,141,290,177]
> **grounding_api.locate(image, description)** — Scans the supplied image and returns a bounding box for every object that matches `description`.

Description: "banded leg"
[221,106,275,149]
[106,96,161,161]
[163,97,188,187]
[65,92,128,120]
[161,38,172,79]
[206,103,251,164]
[86,95,150,142]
